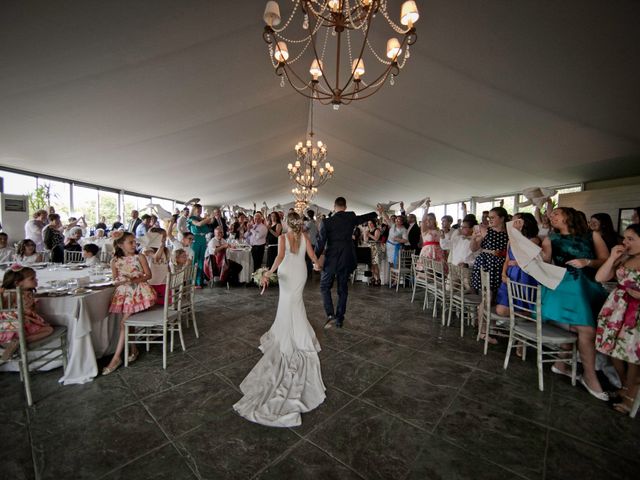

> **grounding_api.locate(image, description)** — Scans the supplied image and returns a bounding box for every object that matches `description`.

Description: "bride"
[233,211,326,427]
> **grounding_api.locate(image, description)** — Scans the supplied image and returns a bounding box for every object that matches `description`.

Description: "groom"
[315,197,378,328]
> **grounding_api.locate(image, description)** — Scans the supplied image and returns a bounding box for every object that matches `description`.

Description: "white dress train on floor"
[233,234,326,427]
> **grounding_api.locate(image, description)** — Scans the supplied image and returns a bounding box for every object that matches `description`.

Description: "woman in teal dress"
[188,204,212,287]
[541,207,609,400]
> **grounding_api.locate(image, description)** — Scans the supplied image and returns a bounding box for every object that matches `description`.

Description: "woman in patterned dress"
[364,219,383,285]
[595,224,640,413]
[541,207,609,400]
[470,207,509,292]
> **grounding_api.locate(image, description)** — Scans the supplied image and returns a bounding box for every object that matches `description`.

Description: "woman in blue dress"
[187,204,212,287]
[541,207,609,400]
[496,213,540,317]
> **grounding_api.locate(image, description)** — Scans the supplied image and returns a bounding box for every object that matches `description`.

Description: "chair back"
[506,279,541,327]
[41,250,51,263]
[64,250,84,264]
[0,288,27,365]
[480,269,492,313]
[397,249,413,270]
[100,249,113,264]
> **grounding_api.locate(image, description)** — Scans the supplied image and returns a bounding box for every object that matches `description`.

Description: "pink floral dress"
[419,230,445,262]
[0,291,51,343]
[595,266,640,364]
[109,255,156,315]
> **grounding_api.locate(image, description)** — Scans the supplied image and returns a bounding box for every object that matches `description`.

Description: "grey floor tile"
[101,443,197,480]
[188,338,257,371]
[320,351,389,396]
[394,350,474,389]
[346,336,417,368]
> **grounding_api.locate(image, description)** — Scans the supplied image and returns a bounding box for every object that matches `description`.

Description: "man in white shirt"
[244,212,268,272]
[176,208,190,240]
[441,219,479,267]
[24,209,48,251]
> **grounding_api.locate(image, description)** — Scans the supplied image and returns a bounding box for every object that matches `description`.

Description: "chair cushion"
[514,322,578,343]
[125,307,178,327]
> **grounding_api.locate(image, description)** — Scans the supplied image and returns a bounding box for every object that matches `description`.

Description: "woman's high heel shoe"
[579,377,609,401]
[102,358,122,376]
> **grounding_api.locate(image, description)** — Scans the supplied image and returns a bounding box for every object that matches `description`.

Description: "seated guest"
[589,212,620,252]
[14,239,42,264]
[0,233,13,263]
[64,227,84,252]
[541,207,609,400]
[595,223,640,413]
[441,217,478,267]
[208,226,229,282]
[495,213,540,317]
[168,229,194,259]
[44,214,65,263]
[135,214,153,237]
[633,207,640,225]
[82,243,101,266]
[171,248,189,273]
[112,215,124,231]
[64,216,87,238]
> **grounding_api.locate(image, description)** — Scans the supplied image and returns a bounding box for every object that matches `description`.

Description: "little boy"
[82,243,101,266]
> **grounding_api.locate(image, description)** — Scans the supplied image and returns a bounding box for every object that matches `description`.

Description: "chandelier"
[287,98,334,193]
[262,0,419,108]
[291,186,314,213]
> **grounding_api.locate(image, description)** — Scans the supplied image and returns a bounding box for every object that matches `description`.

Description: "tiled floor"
[3,280,640,479]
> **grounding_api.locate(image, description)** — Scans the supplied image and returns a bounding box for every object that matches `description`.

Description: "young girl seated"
[171,248,189,273]
[14,239,41,264]
[103,232,156,375]
[82,243,101,266]
[0,265,54,360]
[144,228,170,305]
[64,227,83,252]
[0,233,13,263]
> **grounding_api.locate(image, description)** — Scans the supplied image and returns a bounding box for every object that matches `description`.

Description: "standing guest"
[127,210,142,234]
[495,213,540,317]
[231,213,249,240]
[470,207,509,292]
[305,210,319,247]
[406,213,421,254]
[589,213,620,252]
[380,210,408,268]
[595,224,640,413]
[0,233,13,263]
[541,207,609,400]
[632,207,640,225]
[187,204,212,287]
[245,212,268,272]
[175,207,189,239]
[440,215,454,258]
[82,243,101,266]
[441,217,479,267]
[419,200,444,261]
[364,219,383,285]
[1,265,53,360]
[144,228,170,305]
[64,216,87,238]
[266,212,283,268]
[102,232,156,375]
[481,211,490,227]
[112,215,124,231]
[171,248,189,273]
[210,208,228,238]
[43,214,65,263]
[24,209,47,252]
[135,214,153,238]
[14,239,42,264]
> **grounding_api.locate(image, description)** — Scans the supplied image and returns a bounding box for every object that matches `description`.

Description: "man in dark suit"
[406,213,421,254]
[210,208,228,237]
[127,210,142,234]
[316,197,378,328]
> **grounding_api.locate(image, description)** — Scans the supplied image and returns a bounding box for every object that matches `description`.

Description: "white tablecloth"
[36,267,109,286]
[227,249,253,283]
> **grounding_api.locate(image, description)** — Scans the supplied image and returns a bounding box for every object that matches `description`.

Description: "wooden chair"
[504,279,578,392]
[63,250,84,264]
[410,255,430,310]
[431,260,447,324]
[447,264,481,337]
[477,269,510,354]
[389,249,413,291]
[0,288,68,406]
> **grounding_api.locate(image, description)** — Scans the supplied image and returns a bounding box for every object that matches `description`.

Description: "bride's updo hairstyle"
[287,212,304,253]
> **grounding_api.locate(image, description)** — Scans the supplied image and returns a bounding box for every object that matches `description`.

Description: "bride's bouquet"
[252,267,278,295]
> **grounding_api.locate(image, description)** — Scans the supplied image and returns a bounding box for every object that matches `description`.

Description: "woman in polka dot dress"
[471,207,509,293]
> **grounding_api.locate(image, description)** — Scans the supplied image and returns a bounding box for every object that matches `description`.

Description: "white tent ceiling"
[1,0,639,212]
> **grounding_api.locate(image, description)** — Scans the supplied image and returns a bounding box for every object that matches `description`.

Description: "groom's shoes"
[323,315,335,329]
[335,317,343,328]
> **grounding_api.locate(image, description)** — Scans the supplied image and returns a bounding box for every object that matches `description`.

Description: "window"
[0,170,37,196]
[44,179,71,219]
[72,184,99,224]
[123,194,151,222]
[151,197,175,222]
[98,190,119,225]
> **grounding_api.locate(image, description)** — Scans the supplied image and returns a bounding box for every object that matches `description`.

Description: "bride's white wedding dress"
[233,234,325,427]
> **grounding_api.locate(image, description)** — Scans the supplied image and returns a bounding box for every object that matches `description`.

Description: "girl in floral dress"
[1,265,53,360]
[419,212,445,262]
[595,224,640,413]
[102,232,156,375]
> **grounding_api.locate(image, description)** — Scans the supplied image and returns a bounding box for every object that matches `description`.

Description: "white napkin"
[507,221,565,290]
[137,231,164,250]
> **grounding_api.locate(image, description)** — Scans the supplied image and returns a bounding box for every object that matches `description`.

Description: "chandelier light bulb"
[263,1,281,27]
[295,160,301,167]
[273,41,289,62]
[287,163,293,170]
[386,38,402,59]
[352,58,365,79]
[309,59,323,79]
[325,162,331,169]
[317,140,323,148]
[328,0,340,12]
[400,1,420,27]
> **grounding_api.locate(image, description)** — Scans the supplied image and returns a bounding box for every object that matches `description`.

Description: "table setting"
[226,241,253,283]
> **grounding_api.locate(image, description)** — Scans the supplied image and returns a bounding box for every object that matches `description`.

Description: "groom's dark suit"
[316,210,377,326]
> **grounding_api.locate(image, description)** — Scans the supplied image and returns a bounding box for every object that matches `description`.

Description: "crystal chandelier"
[263,0,419,108]
[291,186,315,213]
[287,99,334,192]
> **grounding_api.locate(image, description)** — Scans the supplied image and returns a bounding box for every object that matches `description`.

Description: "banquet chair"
[410,255,429,310]
[41,250,51,263]
[477,269,511,354]
[64,250,84,264]
[430,260,447,324]
[503,279,578,392]
[447,264,481,337]
[100,249,113,264]
[0,288,68,406]
[178,263,199,338]
[124,270,184,369]
[389,249,413,291]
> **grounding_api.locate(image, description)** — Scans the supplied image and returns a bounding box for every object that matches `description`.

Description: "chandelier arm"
[339,4,375,95]
[341,67,397,101]
[308,19,337,95]
[340,59,399,100]
[280,67,329,98]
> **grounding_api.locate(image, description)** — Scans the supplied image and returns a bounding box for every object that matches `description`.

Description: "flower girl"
[102,232,156,375]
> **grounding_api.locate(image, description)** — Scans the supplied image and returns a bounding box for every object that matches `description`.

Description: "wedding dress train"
[233,235,325,427]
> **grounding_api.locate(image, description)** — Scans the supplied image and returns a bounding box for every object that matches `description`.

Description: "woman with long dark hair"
[590,212,620,252]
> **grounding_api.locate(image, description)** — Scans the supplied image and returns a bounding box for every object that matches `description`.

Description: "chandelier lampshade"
[262,1,419,108]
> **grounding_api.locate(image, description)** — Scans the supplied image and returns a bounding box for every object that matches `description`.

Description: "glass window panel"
[0,170,37,196]
[98,190,119,226]
[45,179,71,218]
[72,185,98,224]
[474,201,493,218]
[122,194,151,222]
[431,205,445,221]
